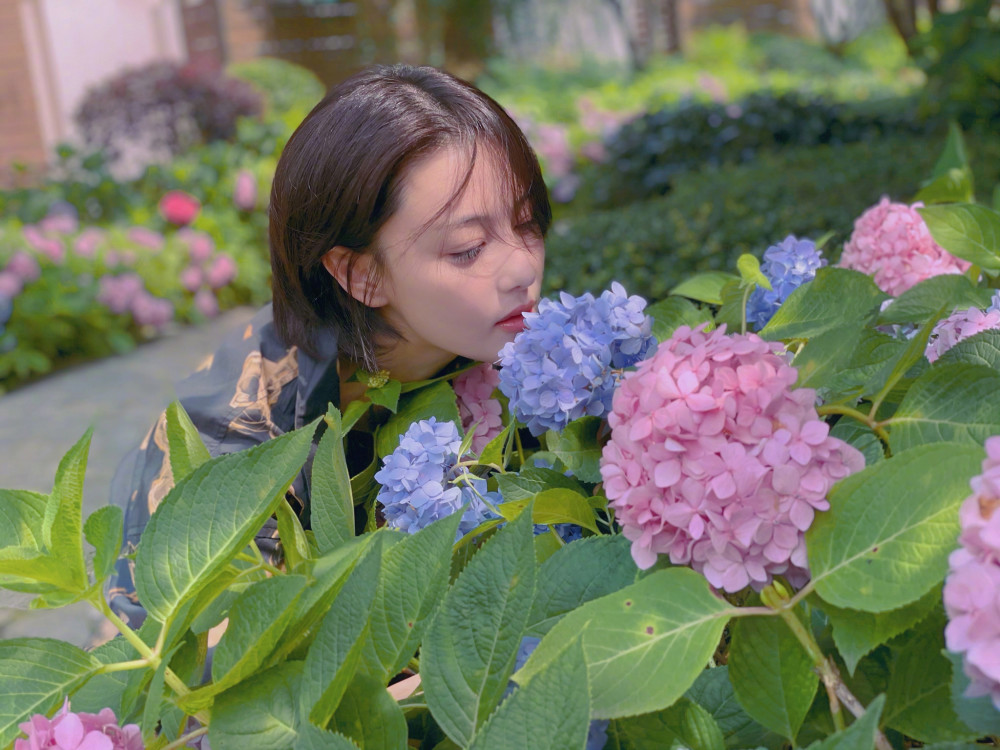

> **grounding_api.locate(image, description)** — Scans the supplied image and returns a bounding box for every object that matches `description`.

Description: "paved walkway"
[0,306,258,648]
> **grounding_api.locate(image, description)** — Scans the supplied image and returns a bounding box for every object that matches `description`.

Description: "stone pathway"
[0,306,257,648]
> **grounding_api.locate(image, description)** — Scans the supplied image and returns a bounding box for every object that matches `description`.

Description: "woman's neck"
[337,343,457,408]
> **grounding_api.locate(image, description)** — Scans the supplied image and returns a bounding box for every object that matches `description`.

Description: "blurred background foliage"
[0,0,997,392]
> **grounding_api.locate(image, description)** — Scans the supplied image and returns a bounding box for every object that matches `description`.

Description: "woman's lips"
[496,303,535,332]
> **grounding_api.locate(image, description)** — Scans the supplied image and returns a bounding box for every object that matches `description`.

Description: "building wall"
[0,0,46,172]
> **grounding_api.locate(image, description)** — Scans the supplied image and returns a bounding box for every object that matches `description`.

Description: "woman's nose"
[497,240,541,292]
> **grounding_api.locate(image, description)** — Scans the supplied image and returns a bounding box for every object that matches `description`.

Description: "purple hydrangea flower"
[498,282,656,435]
[375,417,499,539]
[746,235,826,330]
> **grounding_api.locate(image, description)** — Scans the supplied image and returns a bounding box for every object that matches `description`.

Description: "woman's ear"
[321,247,388,307]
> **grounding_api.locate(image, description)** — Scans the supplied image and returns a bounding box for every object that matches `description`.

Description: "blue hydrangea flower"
[746,235,826,330]
[498,282,656,435]
[532,523,584,542]
[374,417,499,539]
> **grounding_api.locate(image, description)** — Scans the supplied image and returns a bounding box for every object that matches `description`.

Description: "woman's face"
[372,145,545,370]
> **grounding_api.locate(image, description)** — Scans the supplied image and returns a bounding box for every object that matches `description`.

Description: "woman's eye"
[450,244,484,265]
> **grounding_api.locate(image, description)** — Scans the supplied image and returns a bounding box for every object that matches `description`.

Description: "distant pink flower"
[454,363,504,454]
[6,252,40,283]
[126,227,164,252]
[39,213,78,235]
[698,73,729,103]
[23,225,65,264]
[104,251,120,267]
[131,291,173,329]
[180,265,204,292]
[97,273,144,315]
[945,436,1000,709]
[0,271,23,298]
[579,141,607,164]
[205,254,237,288]
[15,699,142,750]
[534,124,573,181]
[233,169,257,211]
[839,197,970,297]
[927,304,1000,363]
[178,229,215,265]
[73,228,105,258]
[600,324,865,592]
[159,190,201,227]
[194,288,219,318]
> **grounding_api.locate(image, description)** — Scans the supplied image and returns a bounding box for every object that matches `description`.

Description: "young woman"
[106,64,551,626]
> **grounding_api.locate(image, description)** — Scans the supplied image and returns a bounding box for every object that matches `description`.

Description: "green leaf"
[498,488,599,533]
[0,489,47,551]
[45,428,92,591]
[164,400,211,482]
[366,378,401,412]
[915,168,975,205]
[931,122,970,178]
[820,586,939,675]
[311,408,356,555]
[813,329,905,405]
[275,497,311,570]
[685,665,779,749]
[737,253,771,291]
[876,274,993,326]
[616,697,726,750]
[516,567,732,719]
[360,512,463,683]
[828,418,884,468]
[890,363,1000,451]
[647,296,715,342]
[328,672,408,750]
[83,504,123,584]
[714,280,749,331]
[210,662,303,750]
[759,268,887,341]
[376,380,461,458]
[0,638,101,747]
[134,421,316,624]
[808,443,981,612]
[496,468,585,502]
[527,535,637,636]
[918,203,1000,273]
[68,636,144,716]
[293,725,361,750]
[479,421,513,467]
[945,650,1000,736]
[422,505,537,745]
[863,307,941,407]
[728,612,817,741]
[468,637,590,750]
[937,328,1000,368]
[883,613,977,743]
[670,271,740,306]
[303,537,382,727]
[804,694,885,750]
[545,417,603,483]
[141,643,171,744]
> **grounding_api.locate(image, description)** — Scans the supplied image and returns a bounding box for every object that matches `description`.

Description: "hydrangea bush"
[4,129,1000,749]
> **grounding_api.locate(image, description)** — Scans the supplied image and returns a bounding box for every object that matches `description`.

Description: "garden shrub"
[545,129,1000,301]
[227,57,327,124]
[74,62,263,171]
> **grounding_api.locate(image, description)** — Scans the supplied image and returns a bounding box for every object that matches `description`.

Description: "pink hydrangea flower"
[178,229,215,265]
[97,274,144,315]
[927,303,1000,363]
[39,213,79,235]
[839,197,970,297]
[0,271,23,298]
[180,265,204,293]
[15,699,142,750]
[126,227,164,252]
[131,291,174,329]
[159,190,201,227]
[454,363,504,455]
[194,288,219,318]
[73,228,105,259]
[23,226,65,264]
[600,324,865,592]
[233,169,257,211]
[944,436,1000,709]
[205,254,237,288]
[6,251,41,283]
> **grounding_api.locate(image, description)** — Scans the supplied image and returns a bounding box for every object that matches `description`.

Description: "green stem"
[514,428,526,468]
[94,659,149,674]
[547,525,566,547]
[774,605,846,732]
[816,403,892,457]
[408,657,420,672]
[162,726,207,750]
[740,285,753,335]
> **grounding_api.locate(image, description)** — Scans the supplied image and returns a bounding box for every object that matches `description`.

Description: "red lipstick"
[496,303,535,333]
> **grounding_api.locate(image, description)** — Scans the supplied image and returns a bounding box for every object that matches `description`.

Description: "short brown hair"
[269,64,552,369]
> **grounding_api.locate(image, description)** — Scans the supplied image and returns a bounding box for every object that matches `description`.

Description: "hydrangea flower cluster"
[375,417,499,539]
[159,190,201,227]
[176,230,236,319]
[16,699,142,750]
[0,250,41,300]
[233,169,257,211]
[498,282,656,436]
[944,436,1000,709]
[126,227,165,252]
[746,235,826,330]
[600,324,865,592]
[926,294,1000,363]
[453,363,504,455]
[97,273,174,330]
[838,196,970,297]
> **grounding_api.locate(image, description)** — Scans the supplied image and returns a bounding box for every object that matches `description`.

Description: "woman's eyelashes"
[449,242,485,265]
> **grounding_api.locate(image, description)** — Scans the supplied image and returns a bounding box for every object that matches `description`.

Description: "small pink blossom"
[697,73,729,103]
[194,288,219,318]
[39,213,78,235]
[131,291,174,329]
[945,436,1000,709]
[159,190,201,227]
[579,141,607,164]
[600,324,865,592]
[23,226,65,264]
[180,265,204,292]
[839,197,970,297]
[454,363,504,454]
[6,251,41,283]
[97,274,144,315]
[126,227,164,252]
[233,169,257,211]
[15,699,142,750]
[0,271,23,298]
[73,228,105,258]
[205,254,237,288]
[178,229,215,265]
[927,305,1000,363]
